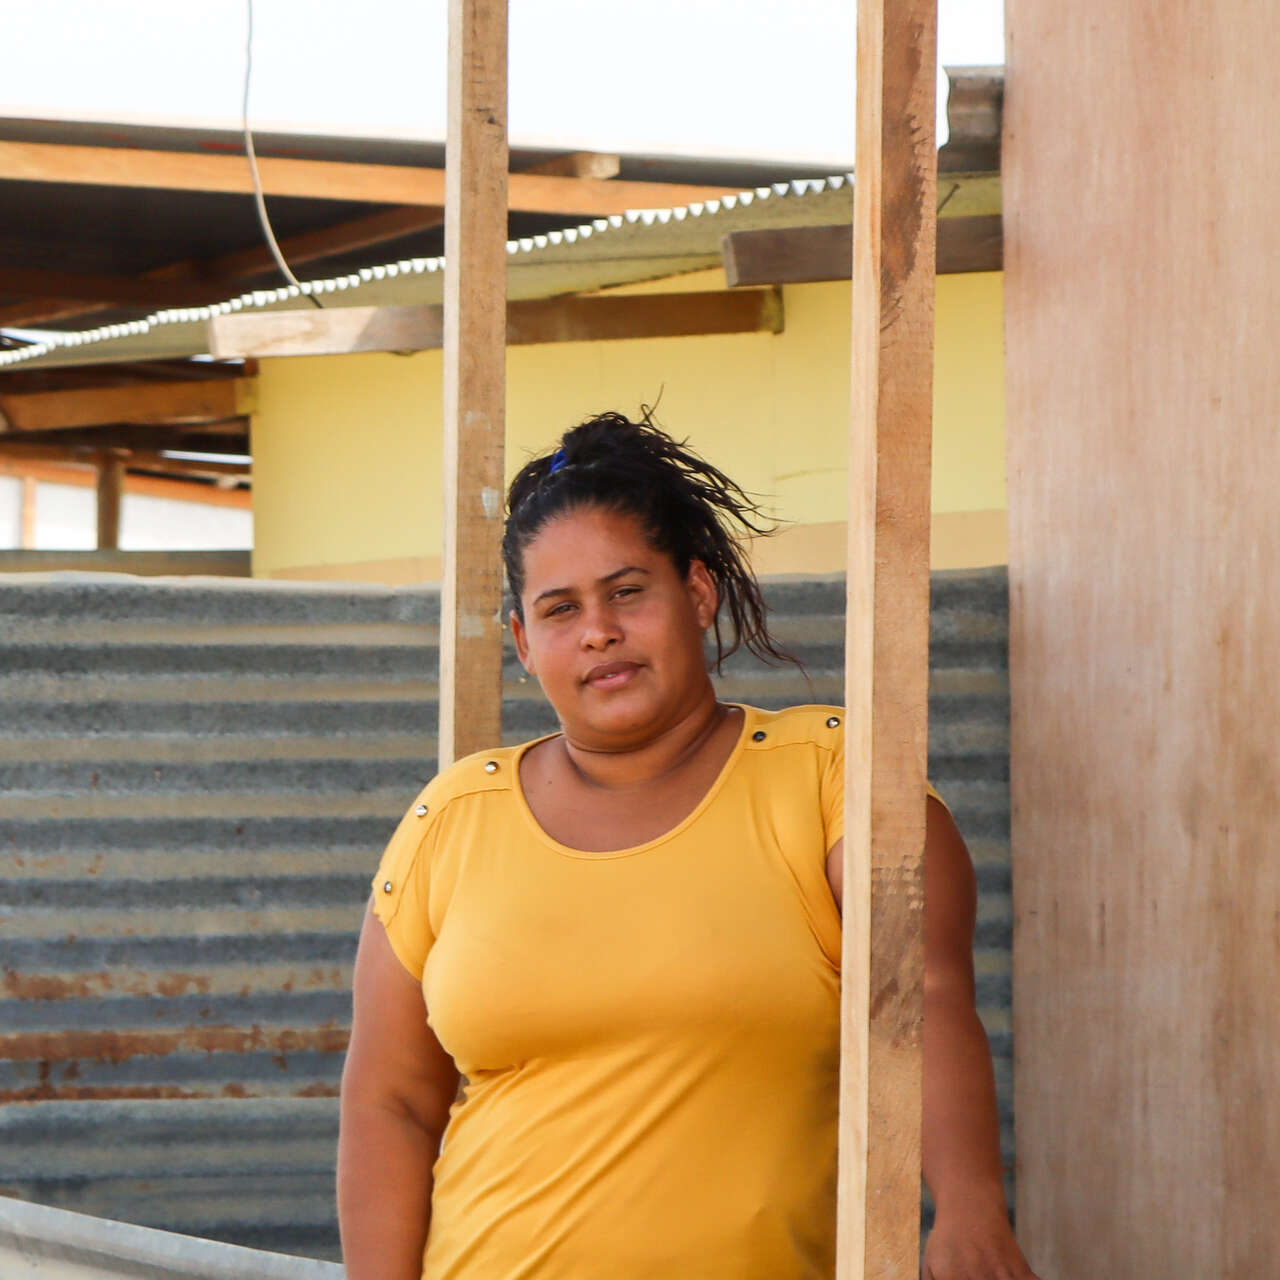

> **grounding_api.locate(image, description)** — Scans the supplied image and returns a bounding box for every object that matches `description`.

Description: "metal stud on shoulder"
[382,880,394,893]
[414,803,429,817]
[484,760,499,774]
[826,716,840,728]
[752,730,767,742]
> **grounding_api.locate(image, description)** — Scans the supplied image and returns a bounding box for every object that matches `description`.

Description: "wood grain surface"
[840,0,937,1275]
[438,0,508,767]
[207,290,782,359]
[1005,2,1280,1274]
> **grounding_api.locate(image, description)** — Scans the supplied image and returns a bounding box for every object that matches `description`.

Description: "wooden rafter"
[0,139,737,214]
[0,453,251,509]
[0,441,250,478]
[0,378,254,433]
[206,290,783,359]
[0,152,621,331]
[722,214,1002,286]
[0,424,247,452]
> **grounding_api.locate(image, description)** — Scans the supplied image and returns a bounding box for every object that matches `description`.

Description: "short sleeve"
[818,716,949,848]
[370,787,436,982]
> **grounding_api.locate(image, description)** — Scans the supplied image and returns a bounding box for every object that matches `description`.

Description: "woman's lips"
[583,661,641,688]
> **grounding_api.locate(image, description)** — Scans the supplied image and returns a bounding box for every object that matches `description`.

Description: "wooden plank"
[206,289,783,359]
[0,379,253,433]
[438,0,509,768]
[19,476,36,549]
[1006,1,1280,1275]
[95,454,125,549]
[0,139,738,214]
[839,0,936,1274]
[0,454,251,509]
[0,441,250,477]
[723,215,1002,286]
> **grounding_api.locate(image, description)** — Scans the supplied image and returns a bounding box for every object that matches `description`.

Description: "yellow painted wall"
[251,269,1005,582]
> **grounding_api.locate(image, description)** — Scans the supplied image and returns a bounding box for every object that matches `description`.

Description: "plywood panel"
[839,0,936,1274]
[1005,2,1280,1275]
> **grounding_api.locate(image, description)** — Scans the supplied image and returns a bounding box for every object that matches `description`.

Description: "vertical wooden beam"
[96,454,125,551]
[19,476,38,549]
[839,0,937,1274]
[439,0,509,767]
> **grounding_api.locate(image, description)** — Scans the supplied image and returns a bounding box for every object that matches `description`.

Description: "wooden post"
[439,0,509,767]
[839,0,937,1274]
[19,476,37,549]
[95,453,126,550]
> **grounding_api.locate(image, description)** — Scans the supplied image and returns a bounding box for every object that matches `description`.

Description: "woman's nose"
[579,603,623,648]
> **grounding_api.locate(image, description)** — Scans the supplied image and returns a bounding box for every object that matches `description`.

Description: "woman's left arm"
[825,799,1039,1279]
[918,796,1038,1279]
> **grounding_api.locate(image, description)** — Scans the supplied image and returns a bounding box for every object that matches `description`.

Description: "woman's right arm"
[338,898,460,1280]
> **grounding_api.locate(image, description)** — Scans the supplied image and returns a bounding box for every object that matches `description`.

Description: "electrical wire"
[243,0,322,308]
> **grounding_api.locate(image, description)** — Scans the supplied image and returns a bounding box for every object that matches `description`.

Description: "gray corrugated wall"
[0,568,1009,1260]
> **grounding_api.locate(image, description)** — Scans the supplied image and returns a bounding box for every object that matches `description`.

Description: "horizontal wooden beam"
[208,289,784,359]
[0,140,739,214]
[722,214,1002,287]
[0,440,250,476]
[0,378,254,433]
[2,424,248,453]
[0,453,251,508]
[0,359,253,396]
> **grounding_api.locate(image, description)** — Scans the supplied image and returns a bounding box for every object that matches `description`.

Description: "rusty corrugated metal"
[0,567,1010,1256]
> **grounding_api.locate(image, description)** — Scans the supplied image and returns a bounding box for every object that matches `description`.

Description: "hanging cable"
[243,0,322,307]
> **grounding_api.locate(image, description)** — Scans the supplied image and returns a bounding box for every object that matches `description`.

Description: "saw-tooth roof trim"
[0,172,853,369]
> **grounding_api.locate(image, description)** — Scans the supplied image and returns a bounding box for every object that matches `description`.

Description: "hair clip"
[548,448,568,474]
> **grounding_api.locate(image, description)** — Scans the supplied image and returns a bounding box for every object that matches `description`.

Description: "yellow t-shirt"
[371,703,925,1279]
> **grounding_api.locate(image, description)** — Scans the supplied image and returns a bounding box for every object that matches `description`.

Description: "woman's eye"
[614,586,641,599]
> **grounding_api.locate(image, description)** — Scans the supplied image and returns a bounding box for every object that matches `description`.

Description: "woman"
[338,413,1038,1279]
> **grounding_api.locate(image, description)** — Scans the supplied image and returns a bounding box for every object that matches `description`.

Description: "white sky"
[2,0,1002,167]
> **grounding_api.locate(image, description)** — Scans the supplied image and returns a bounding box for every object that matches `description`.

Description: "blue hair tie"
[548,448,568,475]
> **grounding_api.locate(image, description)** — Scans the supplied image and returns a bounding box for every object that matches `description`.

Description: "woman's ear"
[685,559,719,631]
[510,609,535,674]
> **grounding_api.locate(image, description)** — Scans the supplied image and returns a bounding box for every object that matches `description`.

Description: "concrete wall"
[251,270,1005,583]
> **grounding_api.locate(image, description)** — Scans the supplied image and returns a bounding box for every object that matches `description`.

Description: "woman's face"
[510,505,718,747]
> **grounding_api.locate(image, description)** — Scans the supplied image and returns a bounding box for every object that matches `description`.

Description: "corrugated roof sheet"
[0,171,999,371]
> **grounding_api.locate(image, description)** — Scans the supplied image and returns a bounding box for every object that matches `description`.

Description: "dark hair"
[503,410,800,673]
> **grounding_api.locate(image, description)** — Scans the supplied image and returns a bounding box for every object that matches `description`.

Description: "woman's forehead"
[521,508,667,583]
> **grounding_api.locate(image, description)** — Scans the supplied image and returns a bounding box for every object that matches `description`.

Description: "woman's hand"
[922,1198,1041,1279]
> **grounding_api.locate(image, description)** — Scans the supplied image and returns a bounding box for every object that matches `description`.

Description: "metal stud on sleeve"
[826,716,841,728]
[484,761,499,774]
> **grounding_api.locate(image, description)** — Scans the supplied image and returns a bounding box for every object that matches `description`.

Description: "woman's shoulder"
[409,741,525,818]
[740,703,846,752]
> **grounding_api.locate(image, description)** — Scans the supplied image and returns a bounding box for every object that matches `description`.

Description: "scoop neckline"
[511,701,754,860]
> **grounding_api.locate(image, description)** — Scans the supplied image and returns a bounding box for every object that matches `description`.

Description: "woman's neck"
[557,693,737,792]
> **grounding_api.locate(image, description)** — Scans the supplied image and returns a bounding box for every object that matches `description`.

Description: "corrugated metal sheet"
[0,171,1000,372]
[0,567,1010,1256]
